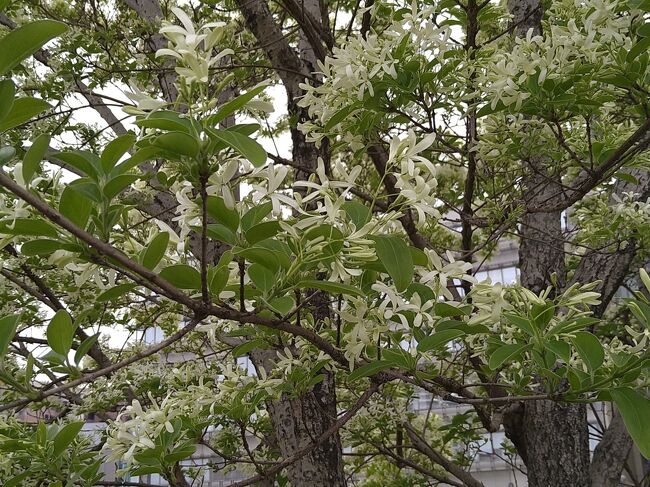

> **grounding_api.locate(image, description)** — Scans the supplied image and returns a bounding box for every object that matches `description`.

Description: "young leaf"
[0,97,50,132]
[348,360,392,382]
[571,331,604,371]
[59,185,92,229]
[0,20,68,76]
[74,334,99,365]
[417,329,465,352]
[206,84,267,126]
[611,387,650,458]
[206,196,239,232]
[103,174,140,199]
[96,283,137,302]
[232,338,267,358]
[135,111,192,132]
[342,200,371,229]
[154,131,199,157]
[0,314,20,359]
[245,220,280,245]
[0,79,15,122]
[504,313,536,336]
[21,239,68,256]
[248,263,275,293]
[46,310,77,357]
[208,128,267,166]
[54,151,101,179]
[52,421,84,458]
[488,343,529,370]
[241,202,272,231]
[101,133,135,172]
[372,235,414,292]
[0,218,58,237]
[159,264,201,289]
[22,133,50,185]
[142,232,170,270]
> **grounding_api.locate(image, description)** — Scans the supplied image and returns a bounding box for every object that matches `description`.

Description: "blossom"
[156,7,233,85]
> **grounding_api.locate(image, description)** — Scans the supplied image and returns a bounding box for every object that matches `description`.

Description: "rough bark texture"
[590,412,634,487]
[251,349,345,487]
[230,1,347,484]
[522,400,591,487]
[505,2,592,484]
[513,155,592,487]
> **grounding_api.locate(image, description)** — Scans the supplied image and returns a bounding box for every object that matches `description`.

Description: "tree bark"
[504,2,592,484]
[230,1,347,484]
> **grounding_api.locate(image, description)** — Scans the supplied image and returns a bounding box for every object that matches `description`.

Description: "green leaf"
[348,360,392,382]
[54,151,101,179]
[372,235,414,292]
[154,131,199,157]
[611,387,650,458]
[101,133,135,172]
[342,200,371,229]
[207,84,267,126]
[304,224,344,257]
[417,329,465,352]
[571,331,604,371]
[208,128,267,166]
[206,196,239,231]
[47,310,77,357]
[245,220,280,245]
[97,283,137,302]
[237,247,280,271]
[325,103,360,130]
[143,232,169,270]
[504,313,536,336]
[546,339,571,362]
[241,202,272,231]
[4,472,30,487]
[103,174,140,199]
[0,218,58,237]
[248,263,275,293]
[0,79,15,121]
[0,314,20,359]
[0,97,50,132]
[295,279,364,297]
[410,247,428,267]
[21,239,68,256]
[0,146,14,163]
[639,23,650,37]
[114,146,162,175]
[0,20,68,76]
[59,185,92,229]
[22,133,50,185]
[205,223,236,244]
[232,338,267,358]
[74,334,99,365]
[164,443,197,464]
[489,343,529,370]
[268,296,295,315]
[159,264,201,289]
[628,36,650,62]
[434,302,469,318]
[209,265,230,296]
[135,111,191,132]
[52,421,84,458]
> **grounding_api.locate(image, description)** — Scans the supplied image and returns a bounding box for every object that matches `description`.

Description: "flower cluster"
[156,7,232,85]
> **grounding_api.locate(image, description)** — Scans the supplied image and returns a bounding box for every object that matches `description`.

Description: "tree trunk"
[503,0,593,483]
[521,400,591,487]
[251,350,345,487]
[512,158,592,487]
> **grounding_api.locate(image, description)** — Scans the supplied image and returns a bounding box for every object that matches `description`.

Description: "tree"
[0,0,649,486]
